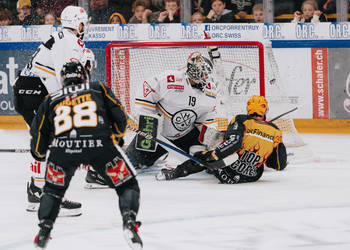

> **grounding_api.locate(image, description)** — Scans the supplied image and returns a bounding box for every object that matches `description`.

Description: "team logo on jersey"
[167,75,175,82]
[171,109,197,131]
[105,157,132,187]
[46,163,65,186]
[143,81,154,97]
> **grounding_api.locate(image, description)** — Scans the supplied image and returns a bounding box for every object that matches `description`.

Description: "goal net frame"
[105,41,307,155]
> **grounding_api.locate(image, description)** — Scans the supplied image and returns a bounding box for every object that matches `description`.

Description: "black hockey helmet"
[186,53,213,91]
[61,61,87,86]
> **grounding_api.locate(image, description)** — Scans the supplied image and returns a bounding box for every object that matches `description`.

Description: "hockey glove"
[30,149,46,162]
[193,150,219,163]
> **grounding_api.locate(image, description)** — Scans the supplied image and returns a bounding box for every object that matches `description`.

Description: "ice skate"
[155,168,178,181]
[84,169,108,189]
[34,220,53,249]
[26,177,82,217]
[26,177,42,212]
[123,212,143,250]
[123,220,143,250]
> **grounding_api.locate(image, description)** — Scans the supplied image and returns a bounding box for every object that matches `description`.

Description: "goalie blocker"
[135,113,160,152]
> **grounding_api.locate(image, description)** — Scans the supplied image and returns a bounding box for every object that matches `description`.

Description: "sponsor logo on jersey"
[167,84,184,90]
[171,109,197,131]
[246,128,274,142]
[77,39,84,47]
[51,138,104,152]
[143,81,154,97]
[167,75,175,82]
[18,89,42,95]
[228,150,261,177]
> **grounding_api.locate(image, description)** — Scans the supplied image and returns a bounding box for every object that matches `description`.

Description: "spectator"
[109,0,134,21]
[108,12,126,24]
[226,0,255,22]
[89,0,116,24]
[292,0,327,23]
[191,11,205,23]
[204,0,236,23]
[43,12,57,25]
[252,3,264,23]
[129,0,151,24]
[192,0,211,16]
[0,7,12,25]
[154,0,180,23]
[13,0,40,25]
[39,0,78,19]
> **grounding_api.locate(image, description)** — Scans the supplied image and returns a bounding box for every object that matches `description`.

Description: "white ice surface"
[0,130,350,250]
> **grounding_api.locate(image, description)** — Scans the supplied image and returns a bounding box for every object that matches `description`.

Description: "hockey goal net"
[106,41,305,149]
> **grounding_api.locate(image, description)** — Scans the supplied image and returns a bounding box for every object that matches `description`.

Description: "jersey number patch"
[54,101,97,135]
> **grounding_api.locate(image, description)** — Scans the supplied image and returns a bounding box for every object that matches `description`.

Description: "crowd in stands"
[0,0,344,26]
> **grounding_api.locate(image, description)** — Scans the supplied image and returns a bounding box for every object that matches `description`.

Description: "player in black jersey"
[31,62,142,249]
[157,95,287,184]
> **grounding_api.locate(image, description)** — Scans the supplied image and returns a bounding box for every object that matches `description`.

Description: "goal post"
[106,40,306,151]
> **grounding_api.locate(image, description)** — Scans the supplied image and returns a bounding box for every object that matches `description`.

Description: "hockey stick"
[0,148,30,153]
[126,114,237,168]
[269,107,298,122]
[127,124,236,169]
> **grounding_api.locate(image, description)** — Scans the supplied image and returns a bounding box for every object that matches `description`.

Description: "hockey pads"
[30,149,46,162]
[199,125,225,150]
[135,113,160,152]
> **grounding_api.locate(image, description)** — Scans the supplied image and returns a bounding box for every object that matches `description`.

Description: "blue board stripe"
[1,40,350,50]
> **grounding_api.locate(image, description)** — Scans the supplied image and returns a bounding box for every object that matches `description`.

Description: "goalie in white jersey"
[125,52,218,169]
[12,5,88,216]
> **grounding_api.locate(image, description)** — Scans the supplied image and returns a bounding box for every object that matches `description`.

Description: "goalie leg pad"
[126,137,168,168]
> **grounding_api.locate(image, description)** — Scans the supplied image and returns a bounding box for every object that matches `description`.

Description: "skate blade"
[27,202,39,212]
[84,183,108,189]
[155,172,166,181]
[58,208,82,217]
[123,229,142,250]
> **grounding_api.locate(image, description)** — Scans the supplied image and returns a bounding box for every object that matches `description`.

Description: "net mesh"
[107,42,304,147]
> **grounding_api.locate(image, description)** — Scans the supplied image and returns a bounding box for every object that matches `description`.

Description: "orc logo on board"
[171,109,197,131]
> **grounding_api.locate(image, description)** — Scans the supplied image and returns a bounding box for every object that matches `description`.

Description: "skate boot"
[122,212,143,250]
[155,168,179,181]
[84,169,108,189]
[34,220,53,249]
[26,177,42,212]
[59,198,82,217]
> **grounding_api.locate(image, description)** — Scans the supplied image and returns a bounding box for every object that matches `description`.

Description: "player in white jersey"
[125,53,218,170]
[12,5,88,216]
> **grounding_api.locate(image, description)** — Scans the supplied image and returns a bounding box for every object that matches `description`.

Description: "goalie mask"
[186,54,213,91]
[247,95,268,117]
[61,61,87,86]
[60,6,89,39]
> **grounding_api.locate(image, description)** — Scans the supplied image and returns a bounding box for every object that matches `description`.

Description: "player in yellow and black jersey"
[157,95,287,184]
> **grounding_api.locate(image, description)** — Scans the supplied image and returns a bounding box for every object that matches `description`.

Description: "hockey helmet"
[247,95,268,117]
[61,61,87,86]
[60,6,88,38]
[81,48,97,78]
[186,53,213,91]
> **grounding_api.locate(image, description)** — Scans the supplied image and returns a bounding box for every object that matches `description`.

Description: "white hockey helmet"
[60,6,88,38]
[81,48,97,78]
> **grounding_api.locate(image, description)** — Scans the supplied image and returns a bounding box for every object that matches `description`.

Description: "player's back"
[21,29,85,92]
[234,114,282,167]
[48,81,113,141]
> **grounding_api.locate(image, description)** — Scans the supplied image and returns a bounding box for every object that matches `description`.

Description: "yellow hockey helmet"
[246,95,268,116]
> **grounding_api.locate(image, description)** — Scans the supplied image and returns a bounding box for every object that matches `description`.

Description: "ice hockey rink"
[0,129,350,250]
